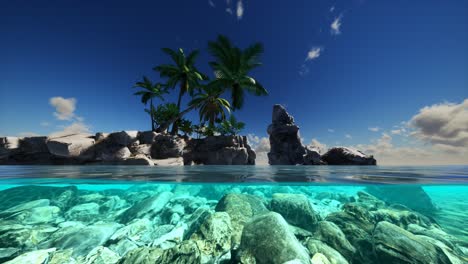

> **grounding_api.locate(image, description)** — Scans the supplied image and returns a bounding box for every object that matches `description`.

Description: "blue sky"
[1,0,467,164]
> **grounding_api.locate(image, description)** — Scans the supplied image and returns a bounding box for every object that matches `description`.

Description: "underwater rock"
[0,185,78,211]
[321,147,376,165]
[65,203,100,223]
[190,212,232,263]
[239,212,310,264]
[270,193,319,231]
[81,246,120,264]
[0,199,50,218]
[109,131,139,147]
[313,221,356,260]
[19,206,61,225]
[47,249,76,264]
[0,247,20,263]
[365,185,437,216]
[151,134,185,159]
[215,193,268,246]
[373,208,434,229]
[118,247,164,264]
[0,224,31,248]
[406,224,459,249]
[311,253,332,264]
[305,239,349,264]
[118,191,173,224]
[373,221,451,264]
[3,248,56,264]
[355,191,386,209]
[46,134,95,160]
[43,222,122,257]
[109,218,155,245]
[267,104,306,165]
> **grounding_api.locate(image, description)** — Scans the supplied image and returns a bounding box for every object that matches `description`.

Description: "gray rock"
[0,247,20,263]
[46,134,95,160]
[20,206,61,225]
[81,246,120,264]
[118,247,164,264]
[117,155,154,166]
[0,199,50,218]
[118,192,173,224]
[0,137,20,160]
[303,146,323,165]
[95,132,109,142]
[109,131,138,146]
[270,193,319,231]
[373,221,451,264]
[239,212,310,264]
[313,221,356,260]
[215,193,268,245]
[129,144,152,157]
[138,131,159,144]
[321,147,376,165]
[151,134,185,159]
[48,249,76,264]
[100,147,131,162]
[267,105,306,165]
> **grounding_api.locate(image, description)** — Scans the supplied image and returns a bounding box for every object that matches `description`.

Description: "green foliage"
[207,35,268,110]
[145,103,179,130]
[178,119,193,136]
[217,115,245,135]
[189,86,231,127]
[134,76,167,130]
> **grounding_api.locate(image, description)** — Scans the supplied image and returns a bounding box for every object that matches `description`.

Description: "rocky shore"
[0,184,466,263]
[0,132,255,166]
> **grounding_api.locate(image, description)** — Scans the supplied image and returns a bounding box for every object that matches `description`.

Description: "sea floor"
[0,181,466,264]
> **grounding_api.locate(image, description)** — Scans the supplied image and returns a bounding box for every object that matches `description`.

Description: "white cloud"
[345,134,352,139]
[331,14,343,35]
[306,47,323,61]
[226,7,233,14]
[236,0,244,19]
[328,128,335,133]
[49,97,76,121]
[299,64,310,76]
[208,0,215,7]
[368,127,380,132]
[308,138,328,154]
[330,6,335,12]
[410,99,468,148]
[391,129,402,135]
[247,134,270,165]
[49,122,91,138]
[40,122,50,127]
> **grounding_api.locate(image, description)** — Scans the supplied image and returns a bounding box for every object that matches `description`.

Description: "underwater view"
[0,166,467,263]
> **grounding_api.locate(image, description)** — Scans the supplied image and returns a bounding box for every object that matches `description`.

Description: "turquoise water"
[0,166,467,263]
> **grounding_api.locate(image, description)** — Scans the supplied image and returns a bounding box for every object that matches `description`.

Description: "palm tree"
[134,76,166,131]
[189,86,231,128]
[207,35,268,110]
[154,48,207,135]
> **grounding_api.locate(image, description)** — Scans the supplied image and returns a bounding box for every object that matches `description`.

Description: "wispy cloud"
[299,64,310,76]
[345,134,352,139]
[236,0,244,19]
[40,121,50,127]
[331,14,343,35]
[391,129,402,135]
[330,6,335,12]
[49,122,91,138]
[328,128,335,133]
[208,0,215,7]
[306,47,323,61]
[368,126,380,132]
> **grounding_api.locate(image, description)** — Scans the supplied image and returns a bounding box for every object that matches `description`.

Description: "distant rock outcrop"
[267,104,377,165]
[0,132,256,165]
[267,104,306,165]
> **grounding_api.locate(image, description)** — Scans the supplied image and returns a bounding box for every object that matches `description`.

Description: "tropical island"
[0,35,376,166]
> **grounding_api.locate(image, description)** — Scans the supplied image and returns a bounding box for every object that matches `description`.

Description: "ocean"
[0,165,467,263]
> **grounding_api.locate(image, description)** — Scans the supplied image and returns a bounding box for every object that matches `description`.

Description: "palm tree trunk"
[150,98,155,131]
[156,104,196,133]
[170,79,186,135]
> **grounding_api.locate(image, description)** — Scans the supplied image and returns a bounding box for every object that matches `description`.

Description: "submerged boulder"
[270,193,319,231]
[238,212,310,264]
[321,147,376,165]
[267,105,306,165]
[313,221,356,260]
[118,191,173,224]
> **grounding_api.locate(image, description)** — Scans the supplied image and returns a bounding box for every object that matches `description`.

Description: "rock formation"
[267,104,377,165]
[0,132,256,165]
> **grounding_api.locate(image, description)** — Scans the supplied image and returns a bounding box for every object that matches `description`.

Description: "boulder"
[270,193,319,231]
[303,146,323,165]
[321,147,376,165]
[138,131,159,144]
[129,144,152,157]
[118,155,154,166]
[46,133,95,160]
[373,221,451,264]
[118,247,164,264]
[267,105,306,165]
[184,136,255,165]
[313,221,356,260]
[151,134,185,159]
[17,206,61,225]
[190,212,233,263]
[0,247,20,263]
[81,246,120,264]
[0,137,20,159]
[65,202,100,222]
[99,146,131,162]
[306,239,349,264]
[239,212,310,264]
[118,191,173,224]
[109,131,138,146]
[215,193,268,245]
[95,132,109,142]
[3,248,56,264]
